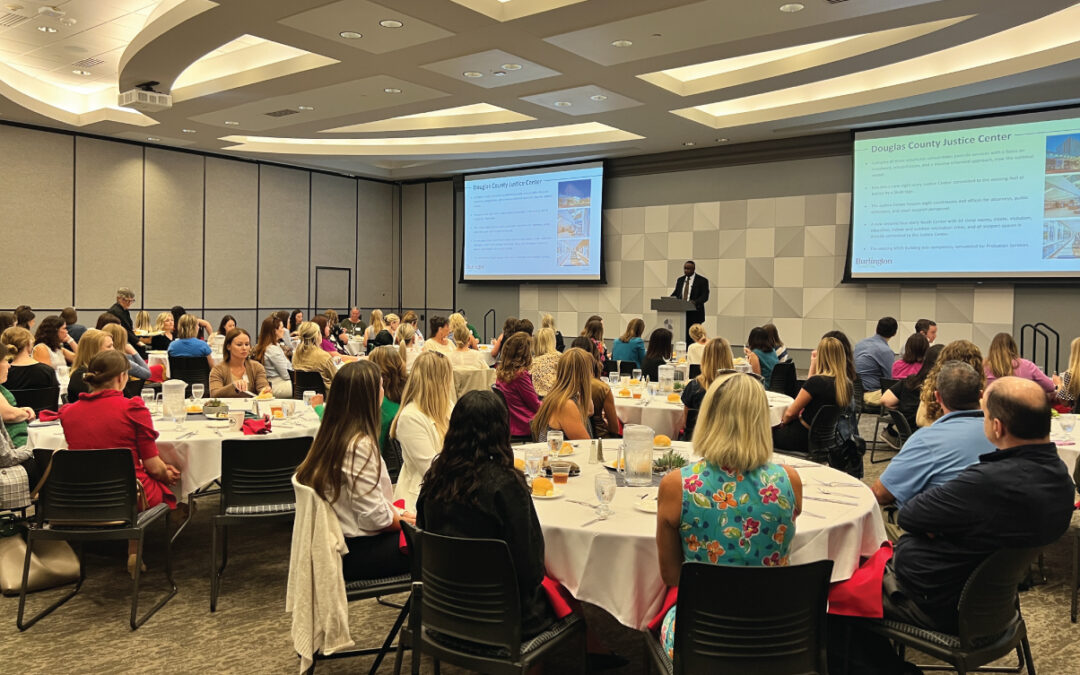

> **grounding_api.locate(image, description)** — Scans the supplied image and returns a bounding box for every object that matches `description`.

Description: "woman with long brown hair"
[571,336,622,438]
[367,346,408,457]
[680,337,734,439]
[209,328,271,398]
[296,360,413,581]
[495,332,541,439]
[530,348,594,441]
[252,314,292,398]
[611,318,645,369]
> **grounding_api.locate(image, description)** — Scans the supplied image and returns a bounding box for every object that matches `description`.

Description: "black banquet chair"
[768,361,798,398]
[168,356,211,397]
[17,448,176,631]
[645,559,834,674]
[9,386,61,415]
[292,370,326,400]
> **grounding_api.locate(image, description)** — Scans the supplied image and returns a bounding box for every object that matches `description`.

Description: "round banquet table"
[346,338,365,356]
[518,440,887,631]
[1050,415,1080,479]
[478,344,496,367]
[612,390,792,438]
[26,398,320,501]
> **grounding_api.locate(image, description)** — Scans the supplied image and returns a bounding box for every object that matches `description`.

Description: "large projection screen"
[849,107,1080,280]
[463,161,603,282]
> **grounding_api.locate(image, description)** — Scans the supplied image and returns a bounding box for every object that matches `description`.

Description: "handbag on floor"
[0,515,80,595]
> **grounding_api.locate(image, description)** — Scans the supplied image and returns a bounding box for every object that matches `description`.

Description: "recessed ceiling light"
[779,3,804,12]
[463,71,483,78]
[651,33,662,38]
[500,63,522,71]
[492,70,506,77]
[715,137,729,142]
[611,39,632,48]
[553,101,572,107]
[224,121,239,126]
[589,94,607,102]
[181,128,196,134]
[338,30,362,39]
[146,137,160,142]
[59,17,75,26]
[71,69,90,76]
[379,19,403,28]
[683,141,696,146]
[297,105,315,111]
[384,87,402,94]
[37,25,57,33]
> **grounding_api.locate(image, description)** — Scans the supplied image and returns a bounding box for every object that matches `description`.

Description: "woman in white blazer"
[391,351,455,510]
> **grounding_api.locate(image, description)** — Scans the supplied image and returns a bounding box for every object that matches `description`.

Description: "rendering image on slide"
[1043,219,1080,259]
[1045,175,1080,218]
[1046,134,1080,174]
[557,179,591,208]
[557,208,590,238]
[557,238,589,266]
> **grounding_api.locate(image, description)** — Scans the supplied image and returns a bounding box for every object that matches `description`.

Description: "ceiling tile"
[520,85,641,116]
[447,0,587,22]
[279,0,453,55]
[421,49,559,88]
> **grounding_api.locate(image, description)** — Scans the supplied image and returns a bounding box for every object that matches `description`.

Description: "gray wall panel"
[144,148,204,308]
[0,127,73,309]
[357,180,396,311]
[74,136,141,308]
[310,173,357,312]
[205,157,258,308]
[425,180,454,310]
[258,165,310,309]
[401,183,426,309]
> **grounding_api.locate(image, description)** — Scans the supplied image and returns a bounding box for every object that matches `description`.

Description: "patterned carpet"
[2,415,1078,674]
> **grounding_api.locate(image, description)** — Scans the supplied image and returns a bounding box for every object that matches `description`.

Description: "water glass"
[547,430,564,460]
[632,368,642,384]
[303,390,316,407]
[57,365,69,380]
[594,473,616,518]
[1061,414,1077,434]
[524,447,544,485]
[608,371,620,387]
[191,383,204,403]
[172,407,187,431]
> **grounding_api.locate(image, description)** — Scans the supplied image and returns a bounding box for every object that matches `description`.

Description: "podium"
[651,297,697,342]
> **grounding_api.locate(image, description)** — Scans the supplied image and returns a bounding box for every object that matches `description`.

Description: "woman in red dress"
[60,350,180,575]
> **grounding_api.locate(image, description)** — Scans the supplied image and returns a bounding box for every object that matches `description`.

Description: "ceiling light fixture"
[611,39,632,48]
[384,87,402,94]
[379,19,403,28]
[492,70,507,76]
[297,105,315,110]
[224,121,239,126]
[716,137,729,142]
[181,128,196,134]
[683,141,696,146]
[589,94,607,102]
[553,101,572,107]
[779,3,804,12]
[71,69,90,76]
[59,17,75,26]
[146,137,160,142]
[338,30,362,39]
[500,63,522,71]
[37,25,57,33]
[463,71,483,78]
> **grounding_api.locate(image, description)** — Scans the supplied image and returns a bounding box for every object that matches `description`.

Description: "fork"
[580,518,601,528]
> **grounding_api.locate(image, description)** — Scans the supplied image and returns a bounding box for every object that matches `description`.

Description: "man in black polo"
[106,286,146,357]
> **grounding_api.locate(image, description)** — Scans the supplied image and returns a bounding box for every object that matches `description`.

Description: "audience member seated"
[106,286,144,356]
[490,316,518,360]
[382,313,400,347]
[529,328,560,397]
[102,323,152,380]
[401,310,423,342]
[33,315,76,369]
[763,323,789,362]
[448,313,478,350]
[209,329,270,398]
[892,333,929,379]
[611,318,646,369]
[0,395,39,496]
[66,329,112,401]
[339,306,366,337]
[447,324,487,370]
[541,313,564,353]
[685,324,707,365]
[494,333,541,439]
[362,309,391,352]
[881,344,943,436]
[0,344,36,451]
[292,321,337,395]
[744,326,778,388]
[14,307,34,330]
[323,309,343,347]
[59,350,180,576]
[1,326,59,391]
[295,361,414,581]
[0,312,14,335]
[422,316,453,356]
[273,310,294,360]
[517,318,534,336]
[150,312,175,351]
[309,315,338,355]
[168,314,215,369]
[572,337,622,438]
[253,315,293,398]
[95,312,121,330]
[395,323,420,373]
[853,316,898,404]
[581,317,607,364]
[641,328,672,381]
[917,340,984,427]
[833,376,1075,673]
[530,348,593,442]
[680,337,734,439]
[288,309,304,336]
[872,361,993,509]
[418,390,556,638]
[1053,337,1080,408]
[656,373,802,657]
[915,318,938,344]
[61,307,86,343]
[217,315,236,339]
[391,351,454,510]
[367,346,407,462]
[773,337,852,454]
[134,310,152,334]
[984,332,1055,396]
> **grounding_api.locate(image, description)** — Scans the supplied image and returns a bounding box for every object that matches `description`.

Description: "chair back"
[673,560,833,674]
[769,361,797,398]
[167,356,210,397]
[36,449,138,526]
[292,370,326,400]
[852,377,867,413]
[220,437,312,512]
[687,364,701,380]
[419,530,523,658]
[382,437,404,484]
[619,361,638,376]
[887,409,914,445]
[806,405,842,457]
[956,547,1041,648]
[10,386,61,415]
[880,377,898,393]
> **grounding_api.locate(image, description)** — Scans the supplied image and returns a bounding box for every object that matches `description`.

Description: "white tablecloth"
[478,345,496,367]
[612,390,792,438]
[520,440,887,630]
[1050,416,1080,478]
[27,399,320,500]
[346,338,364,356]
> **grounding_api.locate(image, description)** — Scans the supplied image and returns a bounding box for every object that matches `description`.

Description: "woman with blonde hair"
[686,324,708,365]
[449,313,478,350]
[292,321,337,394]
[134,310,152,334]
[680,337,734,439]
[773,336,852,454]
[494,333,541,439]
[66,329,112,401]
[167,314,215,369]
[391,350,455,509]
[1053,337,1080,407]
[395,323,420,372]
[611,318,646,369]
[984,332,1054,393]
[541,313,564,352]
[530,348,594,441]
[917,339,985,426]
[656,373,802,656]
[448,324,487,370]
[150,311,175,351]
[102,322,152,381]
[362,309,386,351]
[529,327,560,397]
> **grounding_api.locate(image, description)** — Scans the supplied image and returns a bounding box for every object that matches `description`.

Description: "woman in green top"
[1,344,35,447]
[745,326,779,389]
[368,346,407,466]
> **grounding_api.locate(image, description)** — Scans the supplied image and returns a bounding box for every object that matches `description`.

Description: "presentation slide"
[463,161,603,281]
[850,108,1080,279]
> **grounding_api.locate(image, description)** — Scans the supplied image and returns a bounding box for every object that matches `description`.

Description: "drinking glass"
[1061,414,1077,434]
[594,473,616,518]
[608,370,620,387]
[547,430,564,460]
[632,368,642,384]
[524,447,544,485]
[191,383,204,404]
[645,382,658,402]
[141,387,155,407]
[172,407,187,431]
[57,365,69,380]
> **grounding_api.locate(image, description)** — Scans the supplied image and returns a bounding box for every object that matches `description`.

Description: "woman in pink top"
[493,332,540,438]
[891,332,928,379]
[984,332,1056,394]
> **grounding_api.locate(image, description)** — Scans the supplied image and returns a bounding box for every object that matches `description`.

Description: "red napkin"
[394,499,409,552]
[541,576,579,619]
[648,587,678,632]
[38,410,61,422]
[827,541,894,618]
[241,418,272,435]
[149,364,165,383]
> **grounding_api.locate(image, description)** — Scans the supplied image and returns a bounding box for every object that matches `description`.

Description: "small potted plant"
[202,398,228,418]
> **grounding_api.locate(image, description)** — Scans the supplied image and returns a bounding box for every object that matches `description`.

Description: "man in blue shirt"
[853,316,897,405]
[872,361,992,508]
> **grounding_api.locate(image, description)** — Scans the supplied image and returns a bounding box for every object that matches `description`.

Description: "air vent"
[72,57,104,68]
[264,108,301,117]
[824,0,850,3]
[0,12,29,27]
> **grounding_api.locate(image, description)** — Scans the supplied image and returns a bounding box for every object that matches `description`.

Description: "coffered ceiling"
[0,0,1078,179]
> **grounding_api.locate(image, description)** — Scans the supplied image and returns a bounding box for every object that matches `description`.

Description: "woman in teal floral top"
[656,372,803,656]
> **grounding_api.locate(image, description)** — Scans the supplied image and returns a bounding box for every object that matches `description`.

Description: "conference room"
[3,0,1080,673]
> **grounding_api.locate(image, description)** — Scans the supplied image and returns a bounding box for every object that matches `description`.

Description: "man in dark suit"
[670,260,709,343]
[107,286,146,358]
